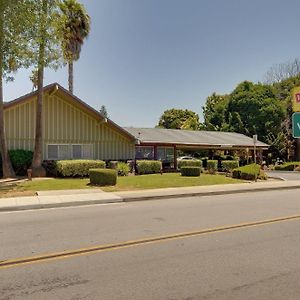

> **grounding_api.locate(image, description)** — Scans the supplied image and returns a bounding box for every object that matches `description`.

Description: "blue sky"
[4,0,300,127]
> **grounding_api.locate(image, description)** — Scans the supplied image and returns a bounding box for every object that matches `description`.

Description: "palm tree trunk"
[68,61,73,94]
[31,0,47,177]
[0,9,15,178]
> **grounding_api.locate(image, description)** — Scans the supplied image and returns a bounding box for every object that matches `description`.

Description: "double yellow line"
[1,214,300,270]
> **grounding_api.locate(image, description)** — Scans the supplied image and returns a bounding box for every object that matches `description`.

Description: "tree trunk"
[31,0,47,177]
[68,61,73,94]
[0,9,15,178]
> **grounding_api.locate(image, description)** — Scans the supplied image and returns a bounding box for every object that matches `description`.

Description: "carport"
[123,127,269,170]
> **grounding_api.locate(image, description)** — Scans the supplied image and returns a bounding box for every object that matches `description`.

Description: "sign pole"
[253,134,257,164]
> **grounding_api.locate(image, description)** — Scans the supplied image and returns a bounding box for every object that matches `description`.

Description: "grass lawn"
[0,173,243,197]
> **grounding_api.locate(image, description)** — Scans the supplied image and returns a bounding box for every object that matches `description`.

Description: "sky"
[4,0,300,127]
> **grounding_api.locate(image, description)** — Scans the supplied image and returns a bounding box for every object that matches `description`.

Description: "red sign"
[296,93,300,103]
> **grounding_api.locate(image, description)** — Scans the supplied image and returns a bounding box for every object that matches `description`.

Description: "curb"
[0,198,122,212]
[121,184,300,202]
[1,184,300,212]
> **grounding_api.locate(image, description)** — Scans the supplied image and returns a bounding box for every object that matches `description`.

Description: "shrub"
[232,163,260,180]
[56,160,105,177]
[7,149,33,176]
[108,161,118,169]
[180,166,201,177]
[89,169,117,186]
[207,160,218,174]
[42,160,57,177]
[136,160,162,175]
[177,159,202,170]
[221,160,239,173]
[274,162,300,171]
[117,162,130,176]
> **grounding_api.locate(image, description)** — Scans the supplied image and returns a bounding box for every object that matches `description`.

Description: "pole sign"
[292,112,300,138]
[292,87,300,112]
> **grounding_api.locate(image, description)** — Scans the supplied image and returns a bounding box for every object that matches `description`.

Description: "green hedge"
[136,160,162,175]
[89,169,117,186]
[117,162,130,176]
[207,160,218,174]
[180,166,201,177]
[274,162,300,171]
[232,163,260,180]
[221,160,239,173]
[56,160,105,177]
[177,159,202,170]
[0,149,33,176]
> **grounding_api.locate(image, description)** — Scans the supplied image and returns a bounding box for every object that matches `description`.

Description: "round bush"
[180,166,201,177]
[89,169,117,186]
[177,159,202,170]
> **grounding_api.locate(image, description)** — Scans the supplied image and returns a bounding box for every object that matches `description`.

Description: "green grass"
[15,173,242,194]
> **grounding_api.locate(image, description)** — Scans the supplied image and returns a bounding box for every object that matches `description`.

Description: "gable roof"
[4,83,136,141]
[123,127,269,149]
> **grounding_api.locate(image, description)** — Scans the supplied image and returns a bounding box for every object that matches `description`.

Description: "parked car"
[177,156,196,161]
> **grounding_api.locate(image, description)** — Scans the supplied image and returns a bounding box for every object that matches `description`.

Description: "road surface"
[1,189,300,299]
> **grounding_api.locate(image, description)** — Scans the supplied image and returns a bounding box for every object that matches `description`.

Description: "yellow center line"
[1,214,300,270]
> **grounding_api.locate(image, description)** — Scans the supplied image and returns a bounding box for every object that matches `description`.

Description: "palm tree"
[59,0,90,94]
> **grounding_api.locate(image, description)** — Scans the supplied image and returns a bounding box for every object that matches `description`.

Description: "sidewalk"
[0,180,300,212]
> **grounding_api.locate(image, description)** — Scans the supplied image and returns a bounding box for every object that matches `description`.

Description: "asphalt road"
[266,170,300,181]
[1,189,300,299]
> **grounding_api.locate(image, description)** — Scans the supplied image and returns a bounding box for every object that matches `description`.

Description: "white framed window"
[47,144,70,160]
[72,144,93,159]
[47,144,93,160]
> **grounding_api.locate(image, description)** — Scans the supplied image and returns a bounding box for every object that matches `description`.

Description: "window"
[47,144,70,160]
[72,144,93,159]
[47,144,93,160]
[157,147,174,163]
[135,146,154,160]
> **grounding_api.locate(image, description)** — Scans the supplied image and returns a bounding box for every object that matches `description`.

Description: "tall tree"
[157,109,201,130]
[225,81,286,142]
[202,93,229,131]
[31,0,62,177]
[58,0,90,94]
[0,0,32,178]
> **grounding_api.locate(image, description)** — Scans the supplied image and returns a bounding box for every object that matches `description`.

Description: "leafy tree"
[58,0,90,94]
[30,0,62,177]
[225,81,286,142]
[157,109,201,130]
[100,105,108,118]
[0,0,33,178]
[202,93,229,131]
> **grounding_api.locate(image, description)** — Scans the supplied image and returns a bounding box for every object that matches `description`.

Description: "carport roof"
[123,127,269,149]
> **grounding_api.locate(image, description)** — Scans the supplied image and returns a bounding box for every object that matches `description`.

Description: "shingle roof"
[123,127,269,149]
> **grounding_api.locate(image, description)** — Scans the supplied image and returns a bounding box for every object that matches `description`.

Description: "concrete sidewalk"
[0,180,300,212]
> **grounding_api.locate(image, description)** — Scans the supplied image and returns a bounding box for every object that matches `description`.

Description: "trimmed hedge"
[117,162,130,176]
[232,163,260,180]
[56,160,105,177]
[221,160,239,173]
[0,149,33,176]
[180,166,201,177]
[207,160,218,174]
[177,159,202,170]
[89,169,117,186]
[136,160,162,175]
[274,162,300,171]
